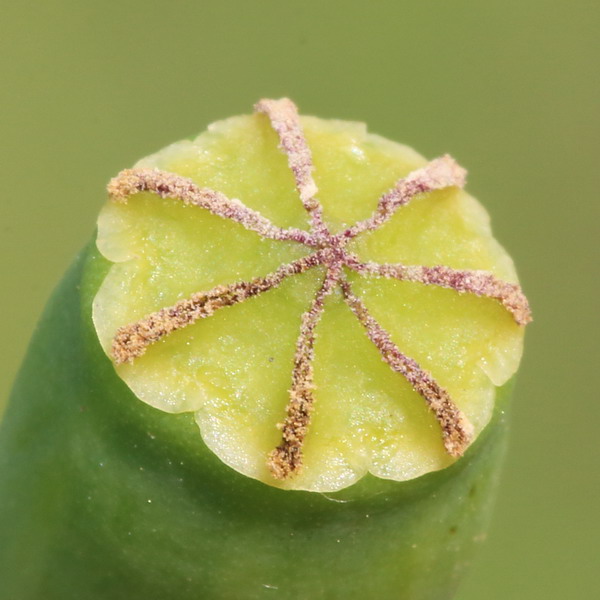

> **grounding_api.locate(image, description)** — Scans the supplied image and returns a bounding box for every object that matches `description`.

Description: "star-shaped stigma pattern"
[106,98,531,481]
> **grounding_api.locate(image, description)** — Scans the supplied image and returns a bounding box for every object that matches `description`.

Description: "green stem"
[0,240,513,600]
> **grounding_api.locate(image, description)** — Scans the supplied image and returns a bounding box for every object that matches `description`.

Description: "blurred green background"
[1,1,597,598]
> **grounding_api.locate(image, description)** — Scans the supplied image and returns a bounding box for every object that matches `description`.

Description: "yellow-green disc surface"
[93,111,524,492]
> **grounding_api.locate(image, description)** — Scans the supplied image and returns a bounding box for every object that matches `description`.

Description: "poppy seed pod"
[0,99,530,600]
